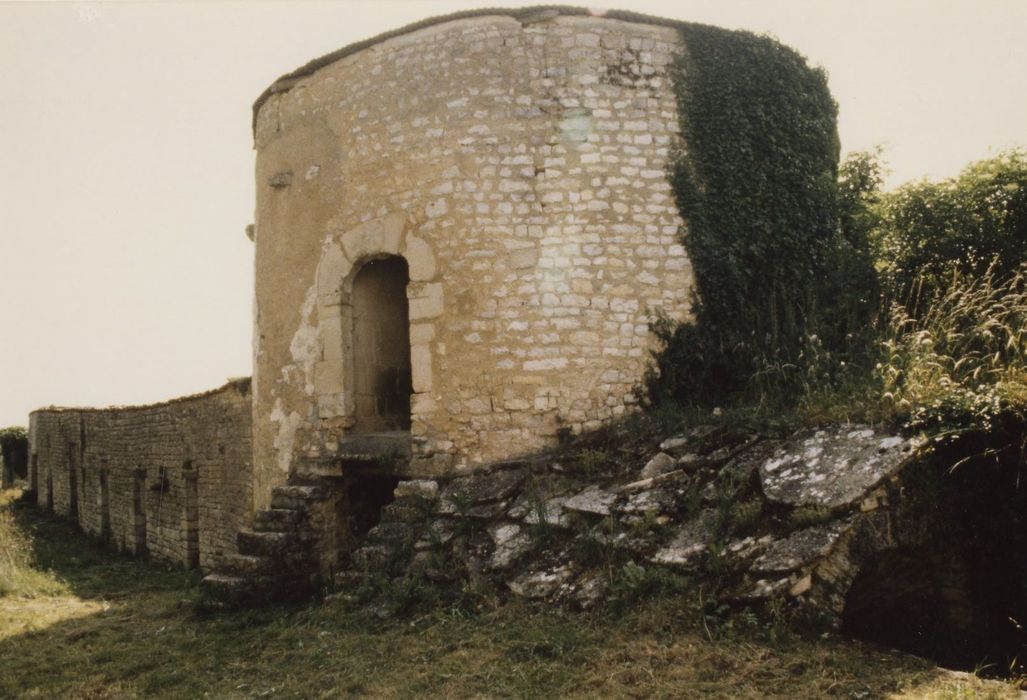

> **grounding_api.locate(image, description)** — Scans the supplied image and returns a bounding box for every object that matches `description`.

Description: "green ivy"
[650,25,846,405]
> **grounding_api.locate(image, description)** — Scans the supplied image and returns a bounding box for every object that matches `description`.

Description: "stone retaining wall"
[27,380,253,570]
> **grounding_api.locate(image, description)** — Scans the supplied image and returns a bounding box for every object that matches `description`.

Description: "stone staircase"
[199,482,327,609]
[201,435,415,609]
[337,479,439,590]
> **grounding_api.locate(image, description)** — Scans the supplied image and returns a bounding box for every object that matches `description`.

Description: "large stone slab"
[759,426,921,508]
[442,468,527,505]
[650,508,719,568]
[751,522,849,574]
[563,485,617,516]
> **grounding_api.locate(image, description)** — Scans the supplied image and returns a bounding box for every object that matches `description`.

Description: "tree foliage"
[874,150,1027,309]
[0,427,26,457]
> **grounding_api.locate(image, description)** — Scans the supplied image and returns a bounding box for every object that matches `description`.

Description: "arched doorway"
[351,256,412,432]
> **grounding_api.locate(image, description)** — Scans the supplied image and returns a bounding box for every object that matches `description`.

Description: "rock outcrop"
[320,424,928,627]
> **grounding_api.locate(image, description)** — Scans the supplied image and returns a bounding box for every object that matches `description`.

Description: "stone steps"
[222,553,277,577]
[253,508,304,532]
[270,484,325,510]
[198,573,260,609]
[237,528,310,558]
[201,479,332,609]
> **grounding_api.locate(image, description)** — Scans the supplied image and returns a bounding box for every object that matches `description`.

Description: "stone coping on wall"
[29,378,251,416]
[252,4,721,132]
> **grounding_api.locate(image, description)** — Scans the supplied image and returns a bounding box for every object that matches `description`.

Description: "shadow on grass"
[8,495,201,598]
[0,498,294,698]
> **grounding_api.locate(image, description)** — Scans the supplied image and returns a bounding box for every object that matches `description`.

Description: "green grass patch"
[1,488,1022,698]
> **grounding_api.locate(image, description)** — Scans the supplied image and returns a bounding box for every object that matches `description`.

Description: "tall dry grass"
[0,489,67,598]
[877,263,1027,429]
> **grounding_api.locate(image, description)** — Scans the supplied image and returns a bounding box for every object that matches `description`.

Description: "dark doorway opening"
[332,474,402,567]
[841,456,1027,678]
[344,475,400,540]
[351,256,412,432]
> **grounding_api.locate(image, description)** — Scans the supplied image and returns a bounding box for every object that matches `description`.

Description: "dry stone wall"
[252,12,694,507]
[27,380,252,570]
[334,426,927,622]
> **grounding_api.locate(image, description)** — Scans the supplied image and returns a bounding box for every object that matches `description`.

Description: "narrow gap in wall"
[79,420,87,525]
[46,469,53,511]
[30,454,38,493]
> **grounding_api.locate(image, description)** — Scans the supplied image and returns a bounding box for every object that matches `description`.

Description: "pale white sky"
[1,0,1025,426]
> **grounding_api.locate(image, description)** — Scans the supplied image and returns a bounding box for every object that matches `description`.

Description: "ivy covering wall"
[650,23,851,405]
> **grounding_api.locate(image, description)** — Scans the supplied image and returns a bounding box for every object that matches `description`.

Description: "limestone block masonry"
[252,12,694,508]
[27,380,252,570]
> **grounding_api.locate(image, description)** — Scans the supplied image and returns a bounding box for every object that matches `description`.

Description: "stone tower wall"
[27,380,252,570]
[251,13,694,507]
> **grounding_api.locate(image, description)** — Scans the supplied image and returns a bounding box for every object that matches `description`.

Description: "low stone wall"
[27,379,253,571]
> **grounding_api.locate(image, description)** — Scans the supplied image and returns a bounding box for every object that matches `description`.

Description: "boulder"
[487,523,534,570]
[442,468,526,505]
[563,485,617,516]
[640,452,676,479]
[751,521,849,574]
[508,566,574,599]
[650,509,719,568]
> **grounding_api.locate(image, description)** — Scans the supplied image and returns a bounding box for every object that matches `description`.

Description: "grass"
[0,488,69,599]
[0,487,1021,699]
[877,264,1027,430]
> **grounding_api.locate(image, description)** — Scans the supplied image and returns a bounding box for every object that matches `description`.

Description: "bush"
[874,150,1027,309]
[0,427,28,485]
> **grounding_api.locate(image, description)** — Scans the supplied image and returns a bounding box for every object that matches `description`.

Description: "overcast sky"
[1,0,1025,427]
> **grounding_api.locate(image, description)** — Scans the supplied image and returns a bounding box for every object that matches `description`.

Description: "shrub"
[0,427,28,484]
[874,150,1027,309]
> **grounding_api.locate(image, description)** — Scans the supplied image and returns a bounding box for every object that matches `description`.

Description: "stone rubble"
[203,423,930,626]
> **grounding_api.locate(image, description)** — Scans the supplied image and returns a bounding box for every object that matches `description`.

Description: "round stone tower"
[250,9,693,507]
